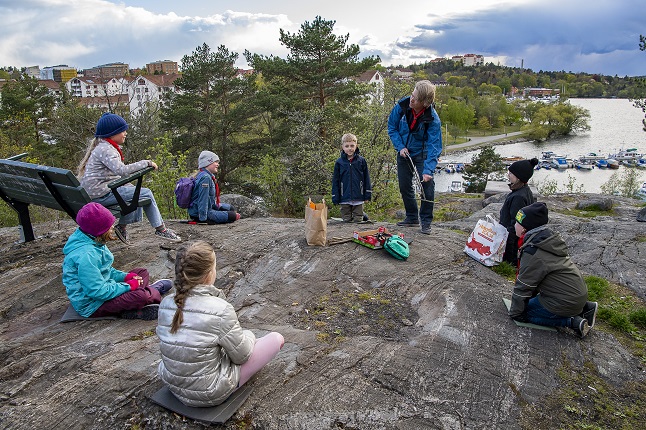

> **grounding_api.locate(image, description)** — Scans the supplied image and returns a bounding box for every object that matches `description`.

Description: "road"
[445,131,525,152]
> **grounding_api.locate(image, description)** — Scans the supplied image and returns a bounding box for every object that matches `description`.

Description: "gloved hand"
[124,272,138,282]
[125,278,140,290]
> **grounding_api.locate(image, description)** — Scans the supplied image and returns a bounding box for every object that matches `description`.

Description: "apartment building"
[129,73,181,114]
[146,60,178,75]
[40,65,77,83]
[66,76,129,98]
[84,63,129,79]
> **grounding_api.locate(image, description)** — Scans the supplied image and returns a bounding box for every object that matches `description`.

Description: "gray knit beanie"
[198,151,220,169]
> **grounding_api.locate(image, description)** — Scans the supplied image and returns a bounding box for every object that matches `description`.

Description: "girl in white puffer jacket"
[156,241,284,407]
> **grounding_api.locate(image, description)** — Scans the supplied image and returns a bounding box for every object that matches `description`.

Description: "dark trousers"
[91,267,161,317]
[397,153,435,226]
[340,203,364,222]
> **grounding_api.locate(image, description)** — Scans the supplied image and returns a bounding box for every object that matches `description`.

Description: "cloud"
[0,0,292,69]
[390,0,645,75]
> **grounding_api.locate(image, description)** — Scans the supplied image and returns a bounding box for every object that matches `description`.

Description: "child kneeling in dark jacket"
[508,202,597,337]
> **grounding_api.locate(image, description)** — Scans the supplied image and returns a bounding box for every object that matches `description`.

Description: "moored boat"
[607,159,620,169]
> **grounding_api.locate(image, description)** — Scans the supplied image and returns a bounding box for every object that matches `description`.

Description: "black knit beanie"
[509,158,539,183]
[515,202,549,231]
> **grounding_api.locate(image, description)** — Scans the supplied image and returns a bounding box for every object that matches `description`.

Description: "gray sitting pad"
[502,298,557,332]
[60,304,117,323]
[150,385,253,424]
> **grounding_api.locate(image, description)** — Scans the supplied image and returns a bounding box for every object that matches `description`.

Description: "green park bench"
[0,153,154,242]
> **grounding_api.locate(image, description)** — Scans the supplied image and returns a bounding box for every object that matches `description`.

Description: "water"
[435,99,646,193]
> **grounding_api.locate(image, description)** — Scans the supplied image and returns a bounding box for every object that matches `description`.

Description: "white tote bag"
[464,214,509,266]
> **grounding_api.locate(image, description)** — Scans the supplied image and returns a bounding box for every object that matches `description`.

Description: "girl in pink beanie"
[62,202,172,320]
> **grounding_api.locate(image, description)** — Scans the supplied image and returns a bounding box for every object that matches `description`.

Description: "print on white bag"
[464,214,509,266]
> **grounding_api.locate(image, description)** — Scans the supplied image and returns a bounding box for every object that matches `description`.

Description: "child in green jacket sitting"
[508,202,598,337]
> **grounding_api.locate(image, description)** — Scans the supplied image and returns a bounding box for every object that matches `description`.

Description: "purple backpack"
[174,176,195,209]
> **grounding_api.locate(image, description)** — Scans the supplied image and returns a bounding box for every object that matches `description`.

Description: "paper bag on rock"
[305,198,327,246]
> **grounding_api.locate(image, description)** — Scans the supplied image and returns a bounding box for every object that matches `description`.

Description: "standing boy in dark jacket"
[508,202,598,338]
[500,158,538,265]
[331,133,372,222]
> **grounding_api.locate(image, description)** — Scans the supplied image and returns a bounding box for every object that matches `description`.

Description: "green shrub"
[629,309,646,328]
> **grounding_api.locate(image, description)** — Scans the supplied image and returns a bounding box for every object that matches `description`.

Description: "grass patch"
[289,286,417,343]
[434,202,472,221]
[555,207,615,218]
[584,275,646,358]
[492,261,516,281]
[519,356,646,430]
[634,235,646,243]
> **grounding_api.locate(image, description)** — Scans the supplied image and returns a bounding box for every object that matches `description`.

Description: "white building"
[128,73,181,115]
[66,76,129,98]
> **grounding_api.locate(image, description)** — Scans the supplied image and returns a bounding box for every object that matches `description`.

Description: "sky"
[1,0,644,76]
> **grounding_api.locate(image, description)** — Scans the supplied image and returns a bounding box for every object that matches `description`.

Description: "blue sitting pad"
[60,304,117,323]
[502,298,557,332]
[150,385,253,424]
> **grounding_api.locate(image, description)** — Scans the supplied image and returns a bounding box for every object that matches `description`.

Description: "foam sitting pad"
[150,385,253,424]
[60,304,117,323]
[502,298,557,332]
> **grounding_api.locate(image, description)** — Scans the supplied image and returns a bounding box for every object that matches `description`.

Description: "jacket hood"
[522,227,568,257]
[63,228,102,255]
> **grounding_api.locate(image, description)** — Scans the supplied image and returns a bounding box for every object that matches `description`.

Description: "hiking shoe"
[114,224,129,244]
[362,212,370,222]
[150,279,173,295]
[120,304,159,320]
[155,228,181,242]
[420,225,432,235]
[397,219,419,227]
[573,316,590,338]
[580,301,598,328]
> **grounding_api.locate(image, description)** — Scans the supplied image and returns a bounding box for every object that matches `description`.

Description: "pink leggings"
[238,332,284,387]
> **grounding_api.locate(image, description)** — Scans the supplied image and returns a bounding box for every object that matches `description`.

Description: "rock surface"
[0,193,644,429]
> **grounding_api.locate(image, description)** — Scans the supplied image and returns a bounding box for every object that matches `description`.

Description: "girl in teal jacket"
[62,203,170,319]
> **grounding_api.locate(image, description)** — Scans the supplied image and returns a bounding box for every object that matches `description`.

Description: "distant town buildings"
[451,54,484,67]
[146,60,178,75]
[40,65,77,83]
[84,63,129,79]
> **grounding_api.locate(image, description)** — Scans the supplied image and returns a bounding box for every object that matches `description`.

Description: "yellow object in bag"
[305,198,327,246]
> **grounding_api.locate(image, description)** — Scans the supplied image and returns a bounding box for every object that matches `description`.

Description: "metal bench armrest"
[107,166,155,216]
[6,153,29,161]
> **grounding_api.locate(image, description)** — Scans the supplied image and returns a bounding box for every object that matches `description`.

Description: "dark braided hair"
[170,240,216,333]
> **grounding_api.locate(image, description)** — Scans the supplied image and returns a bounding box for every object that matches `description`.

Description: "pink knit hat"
[76,203,116,237]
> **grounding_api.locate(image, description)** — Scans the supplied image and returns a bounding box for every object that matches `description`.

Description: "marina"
[434,98,646,194]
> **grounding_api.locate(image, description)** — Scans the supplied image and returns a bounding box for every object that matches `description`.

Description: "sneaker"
[155,228,181,242]
[420,225,432,235]
[150,279,173,295]
[121,304,159,320]
[573,316,590,338]
[397,219,419,227]
[114,224,129,244]
[580,301,598,328]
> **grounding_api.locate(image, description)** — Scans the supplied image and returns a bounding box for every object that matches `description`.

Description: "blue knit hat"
[95,113,128,138]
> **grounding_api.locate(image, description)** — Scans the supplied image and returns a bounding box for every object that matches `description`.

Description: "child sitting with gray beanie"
[187,150,240,224]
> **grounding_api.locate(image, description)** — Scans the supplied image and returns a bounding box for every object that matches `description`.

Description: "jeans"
[525,296,573,327]
[397,153,435,226]
[94,185,163,228]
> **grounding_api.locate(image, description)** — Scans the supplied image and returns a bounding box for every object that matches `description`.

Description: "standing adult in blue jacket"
[331,133,372,222]
[188,151,240,224]
[388,80,443,234]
